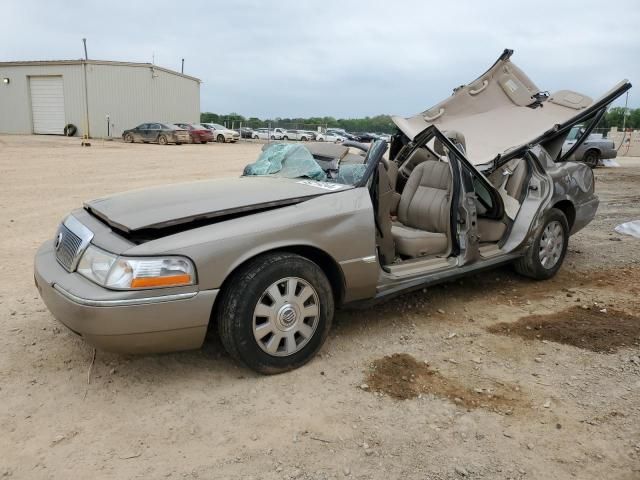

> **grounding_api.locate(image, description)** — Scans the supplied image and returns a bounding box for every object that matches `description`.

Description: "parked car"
[252,128,284,140]
[274,128,290,139]
[353,132,380,142]
[561,125,617,168]
[315,132,346,143]
[238,127,255,139]
[201,123,240,143]
[34,49,630,374]
[122,123,190,145]
[285,129,315,141]
[326,128,357,141]
[173,123,214,144]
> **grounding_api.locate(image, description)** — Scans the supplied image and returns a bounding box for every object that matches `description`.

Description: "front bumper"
[34,240,218,354]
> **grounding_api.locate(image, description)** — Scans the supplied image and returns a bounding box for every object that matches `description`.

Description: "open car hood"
[392,49,631,165]
[84,176,350,233]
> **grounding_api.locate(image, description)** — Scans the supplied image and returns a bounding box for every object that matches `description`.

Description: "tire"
[158,135,168,145]
[283,136,289,141]
[582,149,600,168]
[217,252,334,374]
[514,208,569,280]
[176,142,182,146]
[270,135,276,140]
[217,134,225,143]
[253,135,259,140]
[63,124,77,137]
[301,136,308,141]
[124,133,134,143]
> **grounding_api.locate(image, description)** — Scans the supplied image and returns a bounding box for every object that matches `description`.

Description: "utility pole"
[81,38,91,144]
[181,58,184,74]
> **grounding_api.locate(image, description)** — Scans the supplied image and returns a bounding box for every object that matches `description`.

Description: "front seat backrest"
[397,161,452,234]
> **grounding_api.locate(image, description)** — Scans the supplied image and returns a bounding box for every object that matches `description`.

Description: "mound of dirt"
[364,353,525,412]
[488,305,640,352]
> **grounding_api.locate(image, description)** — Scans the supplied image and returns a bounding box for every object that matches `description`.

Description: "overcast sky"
[2,0,638,118]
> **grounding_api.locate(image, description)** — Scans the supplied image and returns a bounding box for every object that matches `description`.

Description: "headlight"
[77,245,196,290]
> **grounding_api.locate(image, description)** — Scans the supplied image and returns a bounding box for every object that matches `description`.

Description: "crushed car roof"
[392,49,630,165]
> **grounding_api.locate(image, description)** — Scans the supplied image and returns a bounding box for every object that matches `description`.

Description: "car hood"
[84,176,351,233]
[392,49,630,165]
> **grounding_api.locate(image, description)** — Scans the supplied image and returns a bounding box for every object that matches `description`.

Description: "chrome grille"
[55,224,83,271]
[54,216,94,272]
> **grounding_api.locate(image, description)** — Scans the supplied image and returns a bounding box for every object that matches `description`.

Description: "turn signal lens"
[130,274,192,289]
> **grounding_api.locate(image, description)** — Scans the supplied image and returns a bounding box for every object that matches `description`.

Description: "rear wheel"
[158,135,168,145]
[217,253,334,374]
[514,208,569,280]
[583,149,600,168]
[283,136,289,141]
[217,134,225,143]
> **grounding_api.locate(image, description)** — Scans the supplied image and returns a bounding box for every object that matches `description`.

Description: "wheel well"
[553,200,576,230]
[216,246,346,308]
[584,147,601,156]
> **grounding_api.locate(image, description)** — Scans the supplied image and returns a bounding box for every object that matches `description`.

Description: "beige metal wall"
[609,127,640,157]
[86,63,200,138]
[0,64,85,135]
[0,62,200,138]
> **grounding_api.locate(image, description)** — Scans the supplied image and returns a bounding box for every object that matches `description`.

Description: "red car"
[173,123,214,144]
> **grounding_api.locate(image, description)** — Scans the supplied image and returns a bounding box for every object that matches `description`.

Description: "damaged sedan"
[35,50,631,374]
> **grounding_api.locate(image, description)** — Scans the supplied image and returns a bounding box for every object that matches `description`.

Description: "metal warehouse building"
[0,60,200,138]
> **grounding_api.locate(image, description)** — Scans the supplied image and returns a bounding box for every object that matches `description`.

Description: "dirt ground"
[1,134,639,480]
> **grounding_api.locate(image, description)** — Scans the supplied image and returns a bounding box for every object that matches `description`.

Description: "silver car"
[34,50,631,374]
[562,125,617,167]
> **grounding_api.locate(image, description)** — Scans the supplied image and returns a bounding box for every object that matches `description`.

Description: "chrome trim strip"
[53,284,198,307]
[361,255,377,263]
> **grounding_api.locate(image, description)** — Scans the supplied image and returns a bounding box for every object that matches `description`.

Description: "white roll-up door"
[29,76,65,134]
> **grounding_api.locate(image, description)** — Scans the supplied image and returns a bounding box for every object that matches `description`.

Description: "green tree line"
[599,107,640,130]
[201,107,640,133]
[201,112,396,133]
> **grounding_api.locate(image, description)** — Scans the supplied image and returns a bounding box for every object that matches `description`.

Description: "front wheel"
[124,133,134,143]
[270,135,276,140]
[217,253,334,374]
[514,208,569,280]
[217,134,225,143]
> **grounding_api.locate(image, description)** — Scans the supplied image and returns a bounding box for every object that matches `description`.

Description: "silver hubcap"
[253,277,320,357]
[539,220,564,269]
